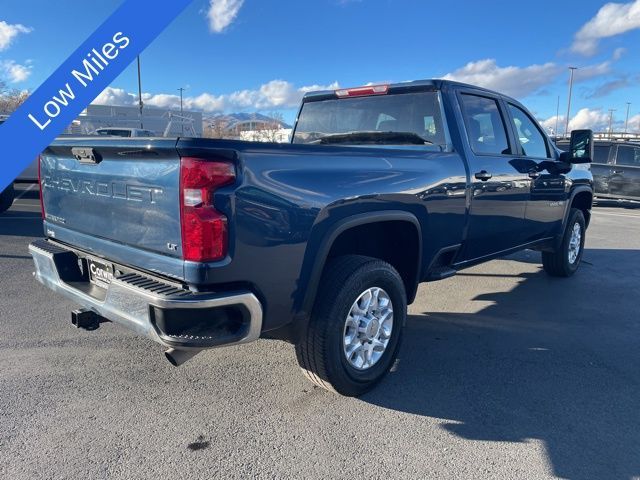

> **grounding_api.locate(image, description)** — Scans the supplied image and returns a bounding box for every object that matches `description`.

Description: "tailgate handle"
[72,147,102,165]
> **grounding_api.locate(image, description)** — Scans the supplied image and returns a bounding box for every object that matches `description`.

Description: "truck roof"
[302,79,519,104]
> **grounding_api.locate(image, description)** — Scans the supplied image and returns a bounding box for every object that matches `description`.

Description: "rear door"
[456,90,529,261]
[610,144,640,200]
[40,138,183,258]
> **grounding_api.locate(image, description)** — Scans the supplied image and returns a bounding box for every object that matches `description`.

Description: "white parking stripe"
[14,184,36,201]
[594,211,640,218]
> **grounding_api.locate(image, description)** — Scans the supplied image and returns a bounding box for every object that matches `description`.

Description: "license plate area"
[87,257,114,289]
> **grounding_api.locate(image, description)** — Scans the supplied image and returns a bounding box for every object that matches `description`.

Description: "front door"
[503,102,566,241]
[456,91,529,261]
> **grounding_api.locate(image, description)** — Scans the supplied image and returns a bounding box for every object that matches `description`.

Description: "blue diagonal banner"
[0,0,194,191]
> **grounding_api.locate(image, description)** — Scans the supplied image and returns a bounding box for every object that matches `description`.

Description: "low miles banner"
[0,0,193,191]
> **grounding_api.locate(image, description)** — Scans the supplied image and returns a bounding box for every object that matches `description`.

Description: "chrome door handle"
[528,170,541,179]
[474,170,492,181]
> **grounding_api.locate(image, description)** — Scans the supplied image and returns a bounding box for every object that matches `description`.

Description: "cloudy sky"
[2,0,640,132]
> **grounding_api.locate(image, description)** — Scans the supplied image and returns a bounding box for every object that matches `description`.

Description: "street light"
[565,67,577,137]
[554,95,560,137]
[608,109,616,139]
[137,56,144,129]
[624,102,631,134]
[178,87,185,135]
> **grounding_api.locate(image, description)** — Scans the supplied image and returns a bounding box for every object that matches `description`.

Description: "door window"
[616,146,640,166]
[460,94,511,155]
[507,104,550,158]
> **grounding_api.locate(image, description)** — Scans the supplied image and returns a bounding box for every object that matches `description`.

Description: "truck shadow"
[363,248,640,480]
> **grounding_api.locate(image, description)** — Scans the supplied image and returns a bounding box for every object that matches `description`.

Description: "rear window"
[292,91,449,150]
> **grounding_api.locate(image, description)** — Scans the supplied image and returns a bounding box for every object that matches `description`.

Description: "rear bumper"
[29,239,263,350]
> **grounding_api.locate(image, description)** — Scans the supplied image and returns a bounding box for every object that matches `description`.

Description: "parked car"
[30,80,594,396]
[557,139,640,202]
[93,127,156,137]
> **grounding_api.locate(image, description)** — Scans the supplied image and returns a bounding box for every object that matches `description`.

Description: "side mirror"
[560,129,593,163]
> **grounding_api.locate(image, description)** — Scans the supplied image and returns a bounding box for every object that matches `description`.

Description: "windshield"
[293,91,450,150]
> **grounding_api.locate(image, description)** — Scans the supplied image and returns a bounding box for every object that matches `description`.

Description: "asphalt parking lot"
[1,184,639,480]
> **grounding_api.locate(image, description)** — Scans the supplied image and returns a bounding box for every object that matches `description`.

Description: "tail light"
[180,157,235,262]
[37,155,45,220]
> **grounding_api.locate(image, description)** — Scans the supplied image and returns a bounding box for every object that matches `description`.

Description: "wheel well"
[325,221,420,302]
[571,191,593,227]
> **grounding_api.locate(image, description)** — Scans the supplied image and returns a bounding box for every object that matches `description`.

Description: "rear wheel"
[542,208,586,277]
[0,184,14,213]
[295,255,406,396]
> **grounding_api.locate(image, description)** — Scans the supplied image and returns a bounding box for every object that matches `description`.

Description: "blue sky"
[1,0,640,131]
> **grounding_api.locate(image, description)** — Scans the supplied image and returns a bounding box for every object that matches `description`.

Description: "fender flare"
[554,186,593,250]
[296,210,423,320]
[562,186,593,230]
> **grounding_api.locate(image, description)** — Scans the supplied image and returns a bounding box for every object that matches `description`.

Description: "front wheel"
[542,208,586,277]
[295,255,406,396]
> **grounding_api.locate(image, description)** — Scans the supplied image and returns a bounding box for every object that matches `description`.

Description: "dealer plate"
[87,257,114,288]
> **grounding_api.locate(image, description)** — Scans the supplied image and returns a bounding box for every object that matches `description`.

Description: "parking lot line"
[14,184,36,201]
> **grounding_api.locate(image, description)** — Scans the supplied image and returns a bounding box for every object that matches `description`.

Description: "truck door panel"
[504,102,565,241]
[456,92,529,261]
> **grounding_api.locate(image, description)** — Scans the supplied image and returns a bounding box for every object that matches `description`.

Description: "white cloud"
[92,80,341,113]
[1,59,32,83]
[0,20,32,51]
[442,59,561,98]
[540,108,622,133]
[627,114,640,131]
[207,0,244,33]
[571,0,640,55]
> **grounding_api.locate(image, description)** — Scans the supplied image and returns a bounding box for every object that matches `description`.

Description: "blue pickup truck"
[29,80,594,396]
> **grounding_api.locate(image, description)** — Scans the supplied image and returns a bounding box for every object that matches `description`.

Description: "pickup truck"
[29,80,594,396]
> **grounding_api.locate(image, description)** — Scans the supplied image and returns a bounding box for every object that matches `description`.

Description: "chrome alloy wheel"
[568,222,582,264]
[343,287,394,370]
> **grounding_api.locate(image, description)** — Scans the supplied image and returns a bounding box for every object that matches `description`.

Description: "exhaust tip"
[164,348,200,367]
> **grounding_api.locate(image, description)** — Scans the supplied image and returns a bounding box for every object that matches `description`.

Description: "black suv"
[557,139,640,202]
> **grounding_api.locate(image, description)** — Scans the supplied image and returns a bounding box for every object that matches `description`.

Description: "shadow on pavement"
[364,248,640,480]
[0,211,43,237]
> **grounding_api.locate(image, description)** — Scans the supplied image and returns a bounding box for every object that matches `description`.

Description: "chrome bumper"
[29,239,263,350]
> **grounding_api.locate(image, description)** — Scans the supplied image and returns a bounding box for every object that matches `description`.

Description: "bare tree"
[204,116,235,139]
[245,112,287,143]
[0,80,29,115]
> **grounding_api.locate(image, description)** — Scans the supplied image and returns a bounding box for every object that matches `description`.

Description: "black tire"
[542,208,586,277]
[0,184,14,214]
[295,255,407,396]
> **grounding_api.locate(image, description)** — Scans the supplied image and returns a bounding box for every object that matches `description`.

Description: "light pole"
[624,102,631,134]
[137,56,144,129]
[554,95,560,137]
[608,109,616,139]
[565,67,577,137]
[178,87,185,135]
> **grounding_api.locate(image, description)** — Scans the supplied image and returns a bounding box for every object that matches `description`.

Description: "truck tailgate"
[41,138,183,259]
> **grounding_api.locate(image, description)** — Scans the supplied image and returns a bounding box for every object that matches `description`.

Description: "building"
[206,113,292,143]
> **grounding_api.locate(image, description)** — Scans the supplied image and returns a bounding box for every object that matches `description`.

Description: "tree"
[204,116,235,139]
[244,112,287,143]
[0,80,29,115]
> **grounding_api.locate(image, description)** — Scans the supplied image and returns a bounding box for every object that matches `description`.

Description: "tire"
[295,255,407,396]
[0,184,14,214]
[542,208,586,277]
